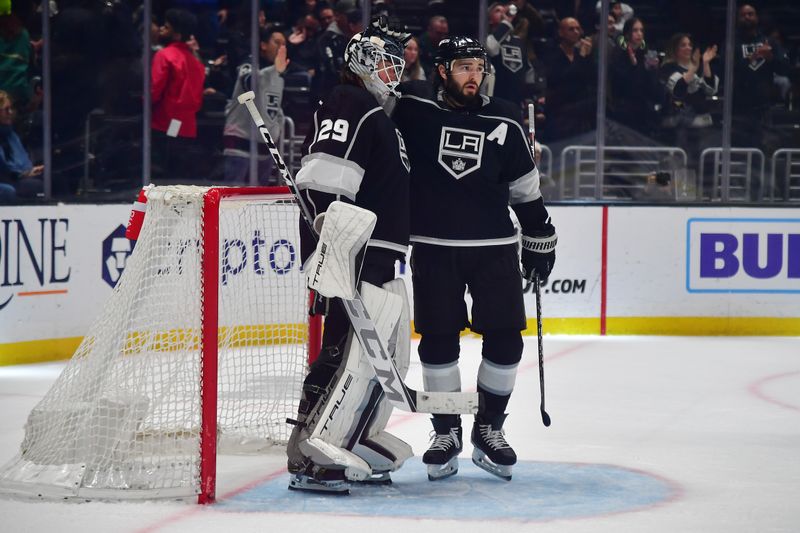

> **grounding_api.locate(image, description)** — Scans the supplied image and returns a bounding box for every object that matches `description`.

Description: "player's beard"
[444,76,482,108]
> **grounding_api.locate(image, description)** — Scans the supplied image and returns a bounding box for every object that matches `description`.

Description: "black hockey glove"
[520,220,557,284]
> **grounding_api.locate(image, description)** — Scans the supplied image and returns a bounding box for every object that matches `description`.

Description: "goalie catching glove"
[520,220,557,283]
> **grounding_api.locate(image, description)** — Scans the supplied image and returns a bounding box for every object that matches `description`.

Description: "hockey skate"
[288,462,350,494]
[471,413,516,481]
[286,401,350,495]
[422,416,462,481]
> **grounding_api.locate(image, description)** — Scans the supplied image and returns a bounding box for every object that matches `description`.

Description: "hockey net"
[0,185,319,502]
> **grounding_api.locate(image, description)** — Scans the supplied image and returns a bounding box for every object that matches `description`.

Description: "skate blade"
[288,474,350,494]
[471,450,512,481]
[426,457,459,481]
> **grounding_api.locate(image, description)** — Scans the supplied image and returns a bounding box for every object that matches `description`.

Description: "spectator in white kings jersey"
[223,25,288,184]
[285,17,412,494]
[393,36,557,482]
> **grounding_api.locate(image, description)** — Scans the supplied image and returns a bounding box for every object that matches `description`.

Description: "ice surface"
[1,335,798,533]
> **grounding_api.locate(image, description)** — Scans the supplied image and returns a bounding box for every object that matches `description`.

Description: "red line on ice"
[748,370,800,412]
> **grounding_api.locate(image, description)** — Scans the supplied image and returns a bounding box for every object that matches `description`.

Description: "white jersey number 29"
[318,119,349,142]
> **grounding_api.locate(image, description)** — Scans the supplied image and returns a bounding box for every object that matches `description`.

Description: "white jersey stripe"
[295,152,365,201]
[508,167,543,205]
[411,234,519,247]
[367,239,409,254]
[344,106,384,160]
[307,108,321,152]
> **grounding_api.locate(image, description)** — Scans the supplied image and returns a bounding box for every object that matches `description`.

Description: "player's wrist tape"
[521,233,557,253]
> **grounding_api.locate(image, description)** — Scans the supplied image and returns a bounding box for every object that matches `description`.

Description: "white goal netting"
[0,186,311,500]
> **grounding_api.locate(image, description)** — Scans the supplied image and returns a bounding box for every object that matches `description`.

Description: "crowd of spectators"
[1,0,799,203]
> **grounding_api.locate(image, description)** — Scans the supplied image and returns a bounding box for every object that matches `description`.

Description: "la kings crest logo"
[438,127,484,179]
[265,93,281,121]
[741,43,765,71]
[501,43,523,73]
[239,63,281,121]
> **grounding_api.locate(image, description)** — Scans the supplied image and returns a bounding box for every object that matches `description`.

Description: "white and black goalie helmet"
[344,16,410,99]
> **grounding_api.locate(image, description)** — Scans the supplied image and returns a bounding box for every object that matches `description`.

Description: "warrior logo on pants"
[438,127,484,179]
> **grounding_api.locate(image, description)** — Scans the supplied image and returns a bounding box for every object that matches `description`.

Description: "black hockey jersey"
[393,93,541,246]
[295,84,410,254]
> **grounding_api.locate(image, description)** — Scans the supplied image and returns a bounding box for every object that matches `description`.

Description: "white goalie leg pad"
[383,278,411,377]
[351,278,413,473]
[298,438,372,481]
[306,281,406,478]
[307,201,377,300]
[351,430,413,474]
[303,356,375,481]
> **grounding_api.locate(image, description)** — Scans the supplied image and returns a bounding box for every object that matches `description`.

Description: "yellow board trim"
[421,317,800,337]
[522,317,601,336]
[604,316,800,336]
[0,324,309,367]
[3,317,799,366]
[0,337,83,366]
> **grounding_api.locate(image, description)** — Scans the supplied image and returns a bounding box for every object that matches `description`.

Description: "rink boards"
[1,203,799,364]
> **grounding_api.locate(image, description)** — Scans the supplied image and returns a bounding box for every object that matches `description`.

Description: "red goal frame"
[198,186,321,504]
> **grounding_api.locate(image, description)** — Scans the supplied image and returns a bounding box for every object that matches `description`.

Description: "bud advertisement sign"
[686,218,800,293]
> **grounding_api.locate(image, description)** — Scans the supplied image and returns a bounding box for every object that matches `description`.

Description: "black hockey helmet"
[433,36,488,73]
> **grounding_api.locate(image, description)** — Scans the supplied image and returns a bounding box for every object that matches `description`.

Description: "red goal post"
[197,186,322,503]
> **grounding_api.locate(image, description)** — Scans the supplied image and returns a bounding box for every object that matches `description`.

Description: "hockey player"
[285,18,413,494]
[393,37,557,481]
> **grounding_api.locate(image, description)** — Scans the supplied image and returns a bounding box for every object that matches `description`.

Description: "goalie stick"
[528,102,551,427]
[238,91,479,415]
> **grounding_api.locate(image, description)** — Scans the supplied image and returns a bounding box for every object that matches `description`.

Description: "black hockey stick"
[533,275,551,426]
[238,91,480,415]
[528,102,550,427]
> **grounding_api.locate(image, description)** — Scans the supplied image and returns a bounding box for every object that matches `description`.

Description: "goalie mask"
[344,19,409,104]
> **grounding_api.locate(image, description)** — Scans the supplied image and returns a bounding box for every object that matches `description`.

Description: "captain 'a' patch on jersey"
[438,127,485,179]
[501,43,524,73]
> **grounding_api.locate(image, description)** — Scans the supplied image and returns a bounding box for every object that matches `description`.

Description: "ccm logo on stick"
[686,218,800,293]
